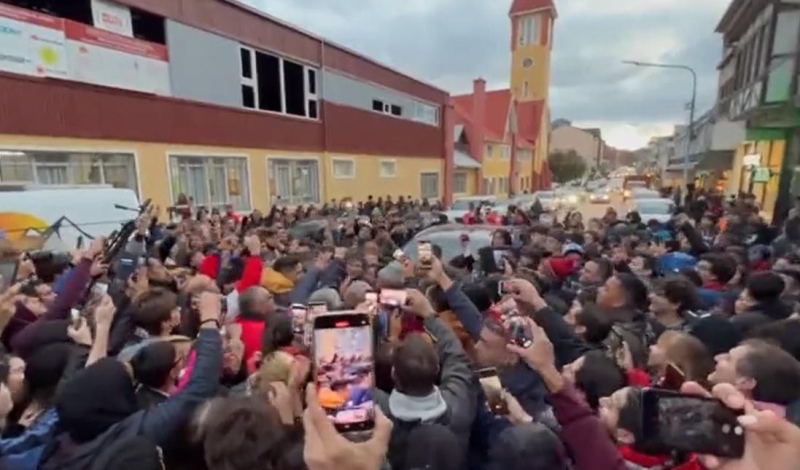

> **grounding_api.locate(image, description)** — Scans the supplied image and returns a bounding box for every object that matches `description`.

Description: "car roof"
[414,223,510,237]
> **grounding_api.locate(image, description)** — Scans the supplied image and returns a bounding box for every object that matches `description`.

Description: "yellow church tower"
[508,0,555,188]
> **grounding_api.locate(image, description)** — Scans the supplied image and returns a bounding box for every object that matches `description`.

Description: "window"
[269,158,320,205]
[0,149,138,192]
[379,160,397,178]
[420,172,440,199]
[413,102,439,125]
[373,99,404,117]
[518,15,540,46]
[331,159,356,179]
[239,45,319,119]
[772,10,800,56]
[169,155,250,211]
[485,144,494,158]
[500,145,510,159]
[454,171,468,193]
[305,68,318,119]
[522,81,529,97]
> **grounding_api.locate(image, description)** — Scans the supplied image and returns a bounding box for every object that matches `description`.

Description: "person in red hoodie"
[599,386,702,470]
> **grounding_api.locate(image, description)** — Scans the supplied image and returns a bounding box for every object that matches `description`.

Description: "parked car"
[532,191,559,211]
[402,224,524,263]
[440,195,496,222]
[588,187,611,204]
[633,198,675,224]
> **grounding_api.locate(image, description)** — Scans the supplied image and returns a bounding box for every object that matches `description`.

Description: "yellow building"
[451,0,555,196]
[0,1,452,215]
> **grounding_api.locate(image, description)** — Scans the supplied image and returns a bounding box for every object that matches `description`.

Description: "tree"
[548,150,587,183]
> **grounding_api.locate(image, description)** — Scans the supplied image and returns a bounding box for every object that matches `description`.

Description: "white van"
[0,184,141,252]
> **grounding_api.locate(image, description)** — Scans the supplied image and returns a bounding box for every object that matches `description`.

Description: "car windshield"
[636,201,673,214]
[536,192,555,200]
[403,230,493,262]
[450,199,475,211]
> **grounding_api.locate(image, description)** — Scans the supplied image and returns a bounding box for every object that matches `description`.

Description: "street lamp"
[622,60,697,200]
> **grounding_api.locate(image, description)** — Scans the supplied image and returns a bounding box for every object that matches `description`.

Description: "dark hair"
[272,256,302,275]
[575,303,612,345]
[746,272,785,303]
[615,273,649,311]
[586,257,613,281]
[750,319,800,362]
[573,350,627,410]
[653,276,703,313]
[427,285,450,313]
[131,341,177,389]
[199,397,288,470]
[132,288,178,336]
[261,313,295,356]
[462,282,492,313]
[700,253,738,284]
[678,268,703,287]
[393,334,439,396]
[738,340,800,405]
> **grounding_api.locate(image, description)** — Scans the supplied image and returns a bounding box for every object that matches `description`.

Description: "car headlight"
[567,195,578,203]
[624,190,631,197]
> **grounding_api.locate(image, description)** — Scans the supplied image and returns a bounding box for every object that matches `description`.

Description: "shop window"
[269,158,320,205]
[0,150,138,194]
[169,155,250,211]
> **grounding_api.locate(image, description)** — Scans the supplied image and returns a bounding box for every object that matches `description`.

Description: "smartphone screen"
[92,282,108,297]
[313,312,375,432]
[660,362,686,391]
[379,289,407,308]
[290,304,308,335]
[70,308,82,329]
[418,241,432,268]
[477,367,508,415]
[492,250,508,270]
[641,388,744,458]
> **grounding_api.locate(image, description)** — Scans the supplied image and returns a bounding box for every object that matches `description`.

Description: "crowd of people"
[0,191,799,470]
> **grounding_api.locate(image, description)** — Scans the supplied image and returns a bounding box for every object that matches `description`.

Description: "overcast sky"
[244,0,731,150]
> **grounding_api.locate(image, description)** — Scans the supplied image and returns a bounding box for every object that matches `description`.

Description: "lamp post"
[622,60,697,200]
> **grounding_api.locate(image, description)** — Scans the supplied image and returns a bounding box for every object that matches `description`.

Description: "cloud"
[242,0,731,149]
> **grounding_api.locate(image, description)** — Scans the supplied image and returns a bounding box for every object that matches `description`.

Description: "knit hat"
[547,257,576,281]
[562,243,584,256]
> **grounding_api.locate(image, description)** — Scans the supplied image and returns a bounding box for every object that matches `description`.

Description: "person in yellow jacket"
[261,256,303,306]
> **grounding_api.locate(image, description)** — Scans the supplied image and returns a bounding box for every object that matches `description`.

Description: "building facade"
[550,120,604,171]
[0,0,452,212]
[450,0,553,197]
[716,0,800,221]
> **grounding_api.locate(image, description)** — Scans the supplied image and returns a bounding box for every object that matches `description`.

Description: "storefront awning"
[454,150,481,169]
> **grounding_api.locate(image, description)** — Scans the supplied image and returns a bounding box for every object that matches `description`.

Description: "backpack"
[387,420,461,470]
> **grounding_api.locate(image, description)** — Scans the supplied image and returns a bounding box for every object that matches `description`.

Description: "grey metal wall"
[166,20,241,108]
[322,70,431,123]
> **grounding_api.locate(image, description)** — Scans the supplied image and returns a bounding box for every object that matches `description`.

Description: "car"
[588,188,611,204]
[440,196,496,222]
[532,191,559,211]
[627,188,661,203]
[401,224,521,263]
[633,198,675,224]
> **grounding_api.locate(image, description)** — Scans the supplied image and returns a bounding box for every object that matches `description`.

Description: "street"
[556,193,628,221]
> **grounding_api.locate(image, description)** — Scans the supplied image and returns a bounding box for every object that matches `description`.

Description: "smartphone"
[640,388,745,458]
[290,304,309,335]
[477,367,508,415]
[313,312,375,432]
[418,240,433,269]
[660,362,686,391]
[507,318,532,348]
[492,250,508,271]
[115,253,138,282]
[70,308,82,329]
[379,288,407,308]
[498,280,512,296]
[0,259,19,288]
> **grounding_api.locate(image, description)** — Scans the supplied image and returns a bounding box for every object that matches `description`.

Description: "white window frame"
[501,145,511,160]
[379,159,397,178]
[304,66,319,119]
[331,157,356,179]
[412,102,439,125]
[240,46,258,109]
[518,15,540,46]
[166,153,252,212]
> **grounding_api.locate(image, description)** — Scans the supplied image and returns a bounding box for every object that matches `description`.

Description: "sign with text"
[90,0,133,37]
[65,20,170,96]
[0,3,68,78]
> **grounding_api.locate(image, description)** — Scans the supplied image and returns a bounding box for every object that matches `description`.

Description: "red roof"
[509,0,556,16]
[453,88,542,149]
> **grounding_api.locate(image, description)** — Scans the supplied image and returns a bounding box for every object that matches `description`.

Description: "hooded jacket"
[37,328,221,470]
